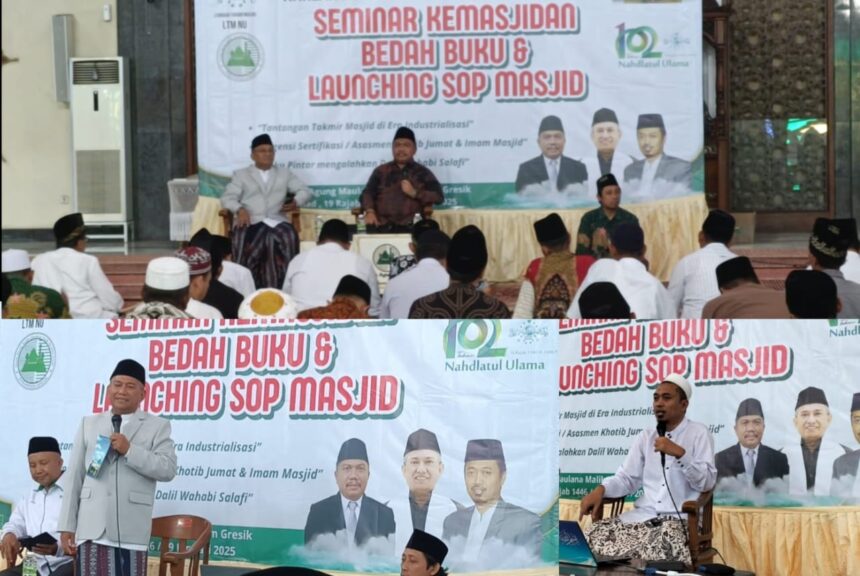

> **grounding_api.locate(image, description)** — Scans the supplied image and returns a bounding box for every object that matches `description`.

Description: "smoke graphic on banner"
[195,0,703,209]
[1,319,559,571]
[559,320,860,508]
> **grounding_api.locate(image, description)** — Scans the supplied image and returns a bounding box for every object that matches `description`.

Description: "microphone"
[656,420,667,468]
[112,414,122,434]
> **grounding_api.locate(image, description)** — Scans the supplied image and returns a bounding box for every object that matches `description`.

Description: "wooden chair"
[601,489,715,568]
[151,515,212,576]
[219,207,302,236]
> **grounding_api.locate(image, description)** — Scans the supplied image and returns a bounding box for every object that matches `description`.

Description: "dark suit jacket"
[304,493,395,546]
[442,499,541,556]
[833,449,860,480]
[623,154,692,186]
[715,443,789,487]
[515,155,588,193]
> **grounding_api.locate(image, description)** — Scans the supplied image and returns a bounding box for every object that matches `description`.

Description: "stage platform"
[1,234,810,312]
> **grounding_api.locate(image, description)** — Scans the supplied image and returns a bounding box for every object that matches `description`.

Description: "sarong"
[586,517,691,565]
[76,541,148,576]
[232,221,299,289]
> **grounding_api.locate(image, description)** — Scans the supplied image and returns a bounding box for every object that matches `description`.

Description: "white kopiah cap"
[1,249,30,273]
[238,288,298,320]
[145,257,190,290]
[661,373,692,401]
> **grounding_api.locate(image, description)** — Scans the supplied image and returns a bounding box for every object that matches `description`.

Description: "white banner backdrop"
[195,0,703,209]
[559,319,860,507]
[1,319,558,571]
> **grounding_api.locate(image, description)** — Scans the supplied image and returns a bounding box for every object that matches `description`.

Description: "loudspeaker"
[52,14,74,103]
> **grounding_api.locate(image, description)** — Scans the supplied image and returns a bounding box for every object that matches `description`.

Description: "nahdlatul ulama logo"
[13,333,56,390]
[218,33,263,81]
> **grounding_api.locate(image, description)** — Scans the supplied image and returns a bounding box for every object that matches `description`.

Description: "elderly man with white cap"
[1,249,69,318]
[578,374,716,564]
[124,257,193,319]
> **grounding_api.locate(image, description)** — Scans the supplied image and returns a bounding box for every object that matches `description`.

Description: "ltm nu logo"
[444,320,507,359]
[616,24,662,59]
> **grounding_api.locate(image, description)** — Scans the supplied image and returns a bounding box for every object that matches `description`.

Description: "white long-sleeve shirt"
[31,248,123,318]
[602,418,716,523]
[667,242,736,318]
[380,258,449,319]
[219,260,256,297]
[0,482,72,576]
[568,257,675,319]
[841,251,860,285]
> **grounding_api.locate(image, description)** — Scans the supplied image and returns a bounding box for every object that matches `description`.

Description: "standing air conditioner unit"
[70,57,132,243]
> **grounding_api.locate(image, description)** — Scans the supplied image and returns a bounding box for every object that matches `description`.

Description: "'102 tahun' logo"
[443,320,507,359]
[616,24,662,59]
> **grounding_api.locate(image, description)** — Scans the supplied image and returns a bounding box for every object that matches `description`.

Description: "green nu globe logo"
[443,320,506,359]
[14,333,56,390]
[616,24,662,59]
[218,33,264,81]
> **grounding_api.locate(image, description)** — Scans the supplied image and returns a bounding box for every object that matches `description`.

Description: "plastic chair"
[151,514,212,576]
[167,178,201,242]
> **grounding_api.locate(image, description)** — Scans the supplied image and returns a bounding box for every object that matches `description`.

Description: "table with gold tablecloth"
[560,499,860,576]
[292,195,708,283]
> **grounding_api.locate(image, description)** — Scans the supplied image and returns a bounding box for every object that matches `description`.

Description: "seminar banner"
[1,320,558,571]
[195,0,703,209]
[559,319,860,508]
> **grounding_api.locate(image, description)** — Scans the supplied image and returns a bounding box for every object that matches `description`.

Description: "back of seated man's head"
[578,282,632,319]
[715,256,759,292]
[190,228,224,278]
[533,212,570,253]
[609,222,645,259]
[142,256,191,309]
[785,269,839,318]
[411,219,440,244]
[53,212,86,249]
[809,218,851,270]
[414,230,450,263]
[2,249,33,282]
[334,274,372,306]
[701,209,735,245]
[446,225,488,284]
[319,219,350,246]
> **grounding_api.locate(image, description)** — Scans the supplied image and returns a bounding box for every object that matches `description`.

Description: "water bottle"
[22,555,37,576]
[314,215,324,240]
[357,213,367,234]
[413,212,422,225]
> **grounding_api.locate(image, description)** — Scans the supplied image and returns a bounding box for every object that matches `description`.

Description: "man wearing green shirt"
[1,249,69,319]
[575,173,639,262]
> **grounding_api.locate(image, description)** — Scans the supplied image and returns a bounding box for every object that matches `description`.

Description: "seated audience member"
[575,174,639,262]
[578,282,633,319]
[785,269,841,319]
[31,213,123,318]
[124,257,192,319]
[190,228,244,319]
[579,374,716,564]
[360,127,444,231]
[808,218,860,318]
[238,288,299,320]
[221,133,310,289]
[667,210,737,318]
[209,234,255,297]
[298,275,373,320]
[381,230,450,319]
[1,274,11,316]
[0,437,73,576]
[401,530,449,576]
[701,257,790,319]
[1,249,69,319]
[389,219,442,280]
[568,222,674,319]
[840,218,860,283]
[514,213,587,319]
[409,225,511,319]
[175,246,222,319]
[284,219,380,315]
